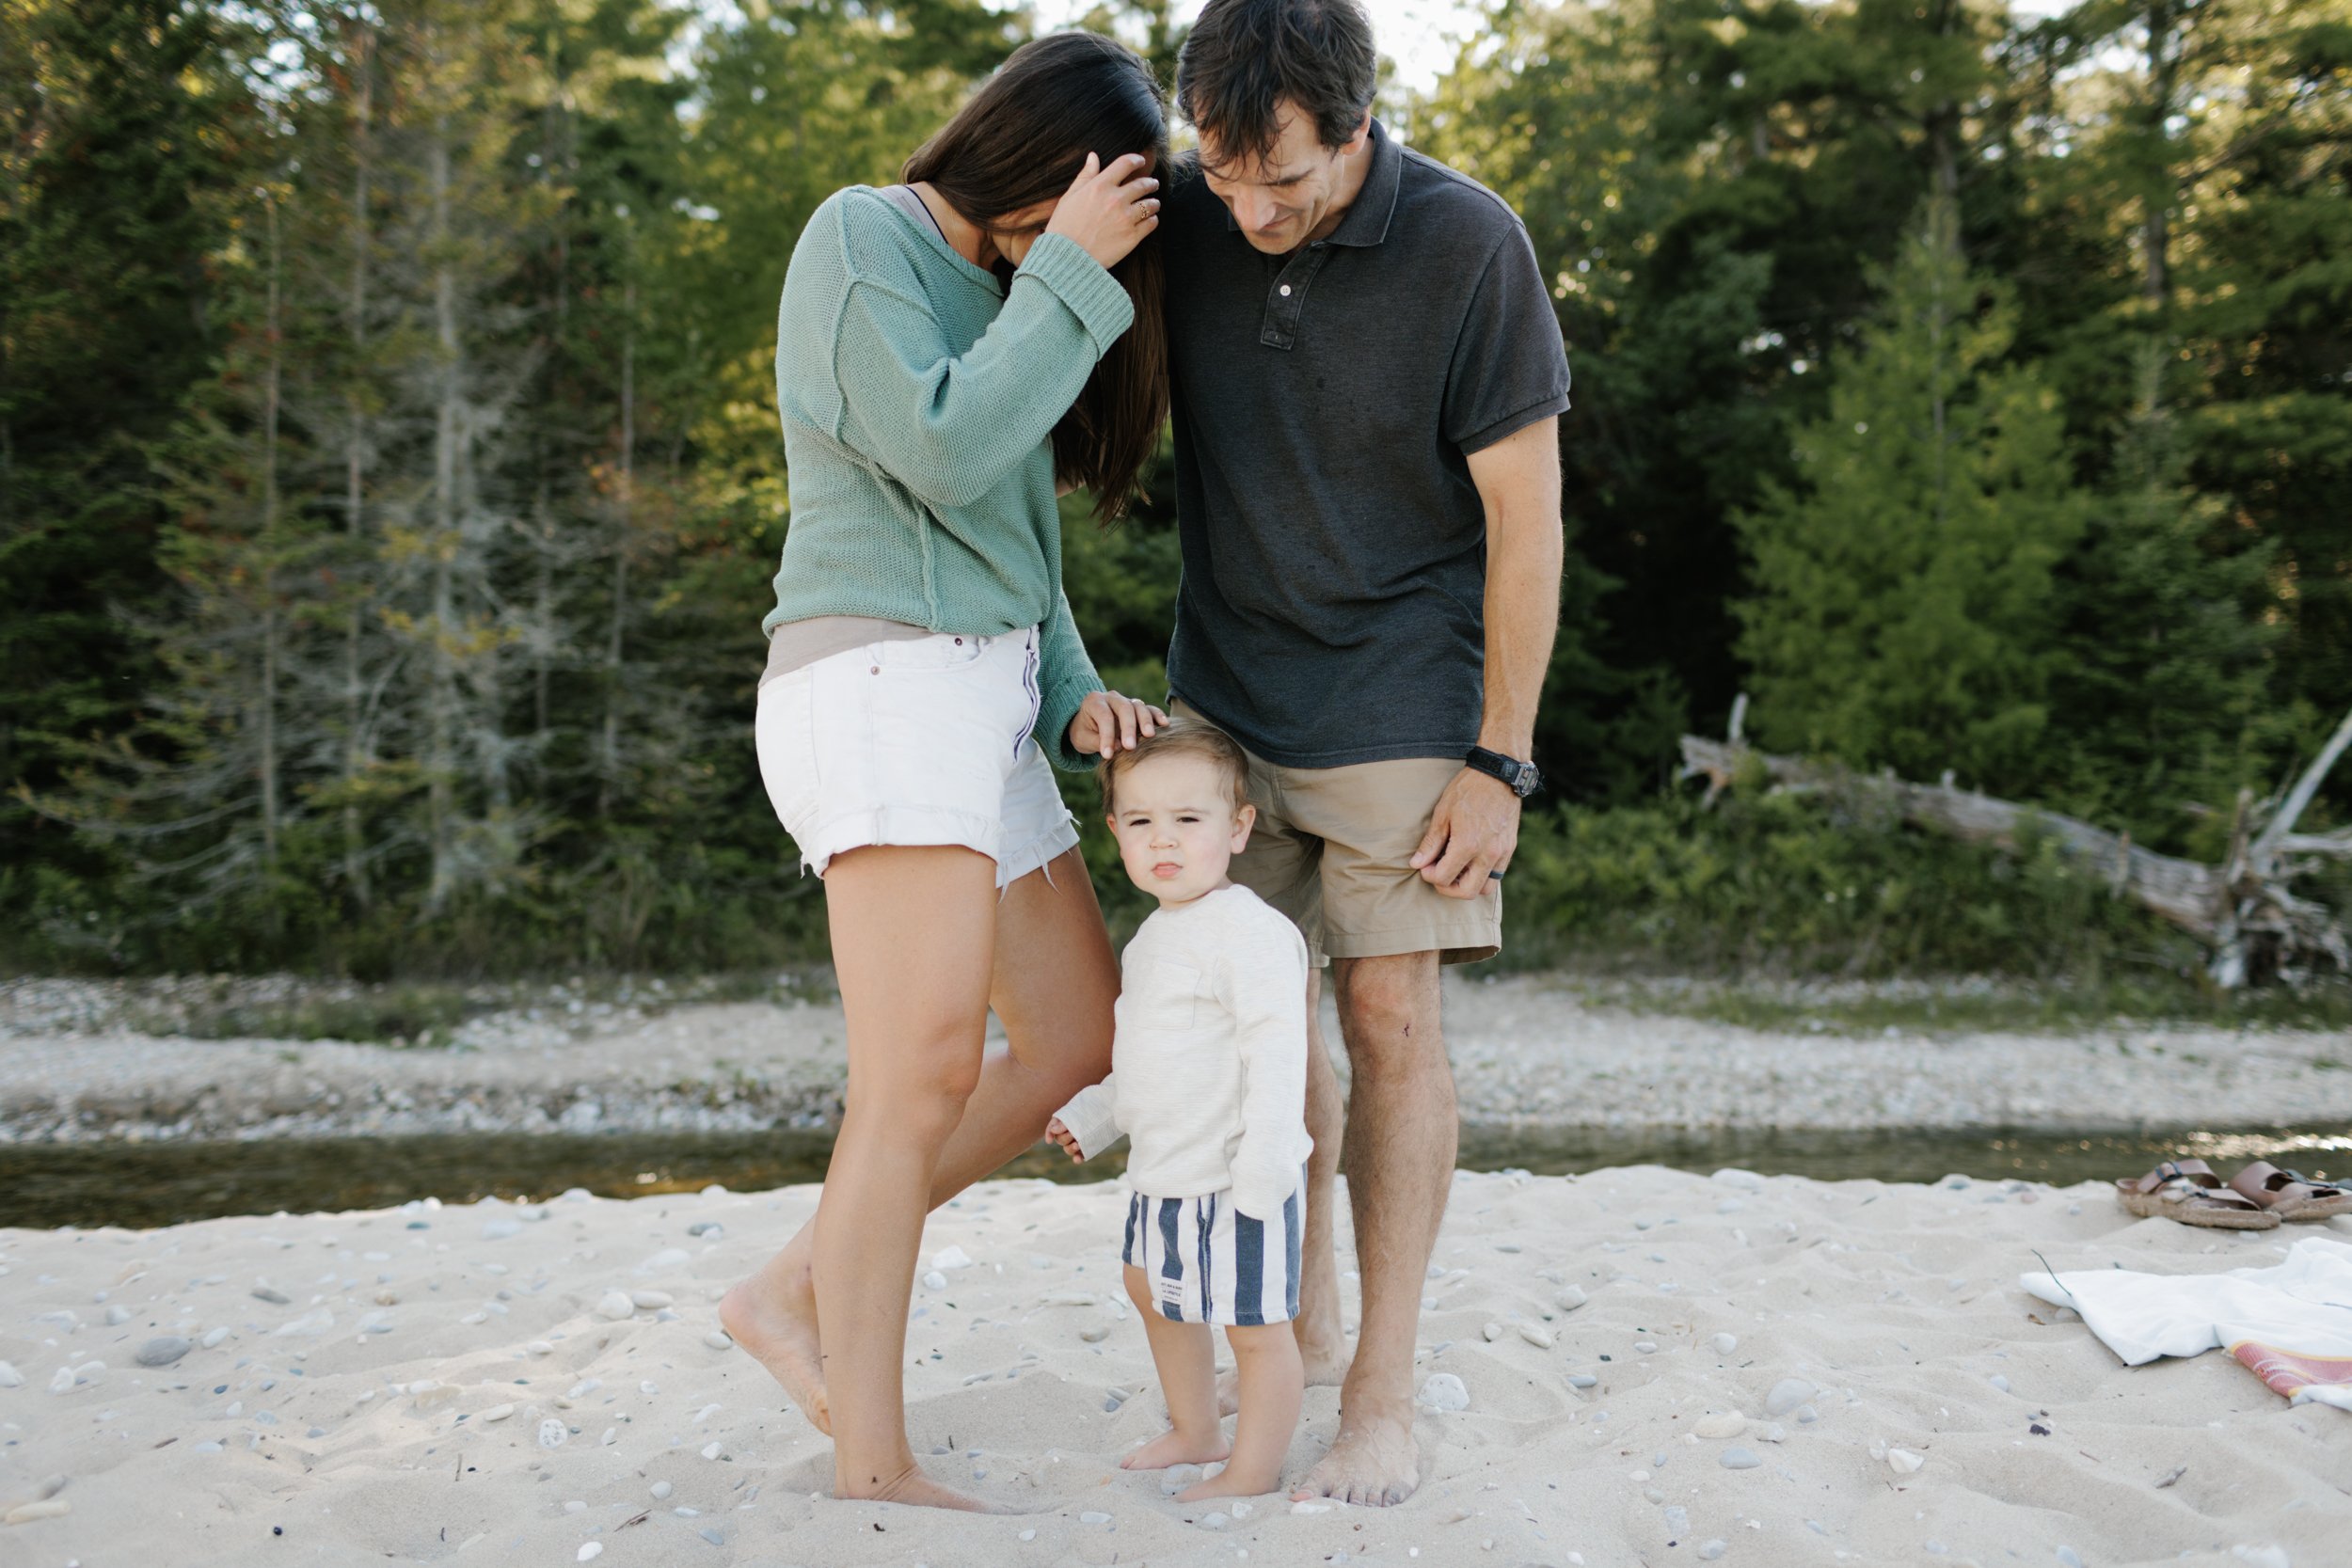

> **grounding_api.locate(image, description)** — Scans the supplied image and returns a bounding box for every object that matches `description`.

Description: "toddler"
[1047,719,1312,1502]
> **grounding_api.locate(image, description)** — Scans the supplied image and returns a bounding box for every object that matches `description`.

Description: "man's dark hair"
[1175,0,1376,172]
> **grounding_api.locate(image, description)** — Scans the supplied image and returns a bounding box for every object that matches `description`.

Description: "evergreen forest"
[4,0,2347,1000]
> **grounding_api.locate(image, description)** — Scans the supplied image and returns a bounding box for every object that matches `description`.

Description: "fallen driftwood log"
[1677,698,2352,988]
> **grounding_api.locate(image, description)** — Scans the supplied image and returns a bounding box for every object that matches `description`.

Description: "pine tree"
[2050,341,2276,838]
[1735,198,2090,787]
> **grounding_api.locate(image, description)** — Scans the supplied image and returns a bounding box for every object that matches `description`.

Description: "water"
[3,1122,2345,1230]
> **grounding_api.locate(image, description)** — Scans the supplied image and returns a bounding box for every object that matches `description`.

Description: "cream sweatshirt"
[1054,884,1313,1220]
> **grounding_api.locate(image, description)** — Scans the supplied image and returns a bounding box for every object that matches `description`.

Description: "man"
[1159,0,1571,1508]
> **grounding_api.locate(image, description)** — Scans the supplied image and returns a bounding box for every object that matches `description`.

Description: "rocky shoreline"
[7,974,2349,1145]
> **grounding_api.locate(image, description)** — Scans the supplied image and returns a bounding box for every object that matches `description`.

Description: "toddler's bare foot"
[718,1275,830,1435]
[1120,1427,1232,1471]
[1178,1464,1279,1503]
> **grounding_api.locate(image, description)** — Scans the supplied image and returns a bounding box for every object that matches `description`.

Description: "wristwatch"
[1464,746,1542,799]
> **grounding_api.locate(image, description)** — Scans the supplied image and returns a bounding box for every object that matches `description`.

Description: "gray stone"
[1719,1447,1762,1470]
[2056,1548,2083,1568]
[1763,1377,1815,1416]
[134,1337,192,1368]
[1699,1542,1726,1560]
[1419,1372,1470,1412]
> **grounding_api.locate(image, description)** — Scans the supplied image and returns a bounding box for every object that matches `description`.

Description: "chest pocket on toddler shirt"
[1119,956,1206,1033]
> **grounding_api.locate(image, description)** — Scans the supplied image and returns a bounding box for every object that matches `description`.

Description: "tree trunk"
[342,19,373,908]
[427,109,459,913]
[259,192,282,869]
[1678,721,2352,986]
[599,272,634,820]
[2142,0,2175,306]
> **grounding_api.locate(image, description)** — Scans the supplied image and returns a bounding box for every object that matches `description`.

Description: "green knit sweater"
[763,186,1135,771]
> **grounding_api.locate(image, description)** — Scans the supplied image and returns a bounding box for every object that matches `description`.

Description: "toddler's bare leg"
[1179,1322,1303,1500]
[1119,1264,1232,1470]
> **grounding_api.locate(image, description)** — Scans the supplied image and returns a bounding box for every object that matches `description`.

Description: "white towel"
[2020,1235,2352,1412]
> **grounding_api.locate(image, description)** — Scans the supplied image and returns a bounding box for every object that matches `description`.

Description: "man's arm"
[1408,415,1564,895]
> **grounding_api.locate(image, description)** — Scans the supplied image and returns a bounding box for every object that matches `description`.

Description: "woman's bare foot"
[1177,1462,1278,1503]
[1120,1426,1232,1471]
[834,1459,1006,1512]
[1292,1398,1421,1507]
[718,1274,831,1435]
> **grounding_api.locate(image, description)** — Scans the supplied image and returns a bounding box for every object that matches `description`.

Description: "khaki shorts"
[1171,700,1502,967]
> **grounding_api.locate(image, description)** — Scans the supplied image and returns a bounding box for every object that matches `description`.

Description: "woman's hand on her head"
[1043,152,1161,271]
[1045,1117,1085,1162]
[1068,689,1168,760]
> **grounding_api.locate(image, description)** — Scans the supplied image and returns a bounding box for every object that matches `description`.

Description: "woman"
[720,33,1169,1512]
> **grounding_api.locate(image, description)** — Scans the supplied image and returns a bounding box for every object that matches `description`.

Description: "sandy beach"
[4,1164,2345,1567]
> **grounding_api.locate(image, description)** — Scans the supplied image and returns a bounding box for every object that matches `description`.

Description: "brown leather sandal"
[2228,1161,2352,1223]
[2115,1159,2281,1229]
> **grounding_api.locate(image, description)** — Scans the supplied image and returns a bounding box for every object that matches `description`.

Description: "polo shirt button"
[1279,284,1293,296]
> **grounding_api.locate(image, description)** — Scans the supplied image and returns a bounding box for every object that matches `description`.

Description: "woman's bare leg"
[722,847,1119,1433]
[800,843,999,1508]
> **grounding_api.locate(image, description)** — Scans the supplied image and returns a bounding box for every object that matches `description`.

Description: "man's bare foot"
[1217,1333,1346,1417]
[1120,1427,1232,1471]
[718,1275,831,1435]
[1292,1401,1421,1507]
[834,1460,1005,1512]
[1178,1464,1279,1503]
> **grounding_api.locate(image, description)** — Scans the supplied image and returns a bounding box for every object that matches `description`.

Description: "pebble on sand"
[5,1499,71,1525]
[1519,1324,1554,1348]
[0,1361,20,1388]
[703,1331,733,1351]
[1710,1333,1738,1355]
[1718,1447,1762,1469]
[1419,1372,1470,1412]
[537,1418,569,1449]
[1888,1448,1925,1475]
[1698,1540,1726,1560]
[1694,1412,1745,1438]
[478,1403,516,1422]
[135,1337,192,1368]
[593,1291,634,1321]
[577,1544,603,1562]
[1556,1286,1589,1311]
[1763,1378,1814,1417]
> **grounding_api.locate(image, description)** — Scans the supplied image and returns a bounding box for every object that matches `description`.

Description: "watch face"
[1516,764,1541,798]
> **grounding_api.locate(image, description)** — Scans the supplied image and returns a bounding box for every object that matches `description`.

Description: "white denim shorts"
[755,625,1079,887]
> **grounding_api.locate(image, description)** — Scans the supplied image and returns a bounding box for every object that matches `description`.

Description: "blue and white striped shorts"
[1120,1173,1306,1327]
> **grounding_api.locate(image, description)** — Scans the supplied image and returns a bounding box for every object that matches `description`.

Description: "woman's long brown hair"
[903,32,1169,521]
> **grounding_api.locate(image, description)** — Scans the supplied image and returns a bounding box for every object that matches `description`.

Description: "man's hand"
[1045,1116,1085,1161]
[1067,689,1168,760]
[1408,768,1522,897]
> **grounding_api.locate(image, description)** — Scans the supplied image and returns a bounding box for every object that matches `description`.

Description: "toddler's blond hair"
[1099,717,1251,816]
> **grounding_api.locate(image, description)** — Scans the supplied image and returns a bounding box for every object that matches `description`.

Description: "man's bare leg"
[1294,951,1452,1508]
[1220,966,1346,1415]
[720,848,1119,1433]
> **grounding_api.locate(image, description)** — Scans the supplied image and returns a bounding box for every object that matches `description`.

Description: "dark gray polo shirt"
[1163,119,1571,769]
